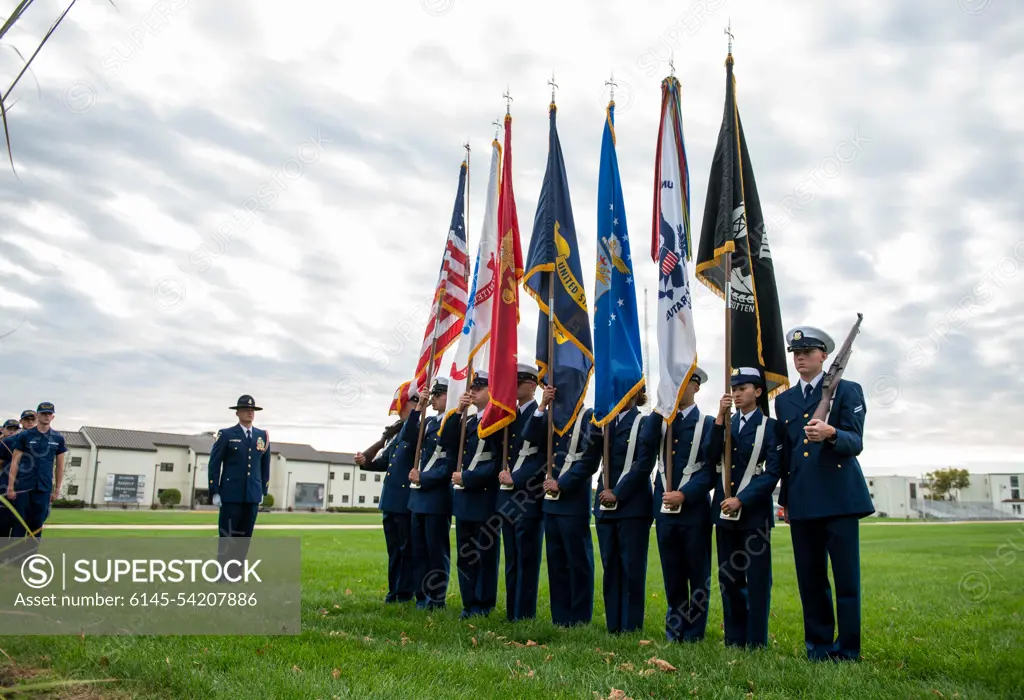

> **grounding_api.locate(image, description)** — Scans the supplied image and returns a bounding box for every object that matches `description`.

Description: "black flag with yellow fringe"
[695,49,788,414]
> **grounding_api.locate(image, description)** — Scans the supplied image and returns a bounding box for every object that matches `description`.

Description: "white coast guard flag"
[446,138,501,411]
[651,76,698,422]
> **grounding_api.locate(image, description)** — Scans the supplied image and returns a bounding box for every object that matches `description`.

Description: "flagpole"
[721,26,736,502]
[544,75,558,498]
[415,284,447,475]
[456,141,472,479]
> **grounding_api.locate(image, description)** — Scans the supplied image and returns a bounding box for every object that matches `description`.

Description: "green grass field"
[1,518,1021,699]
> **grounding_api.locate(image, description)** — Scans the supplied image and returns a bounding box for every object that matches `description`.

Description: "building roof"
[77,426,340,463]
[62,431,91,448]
[319,450,358,465]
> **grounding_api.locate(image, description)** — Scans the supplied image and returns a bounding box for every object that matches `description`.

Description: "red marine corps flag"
[479,111,524,438]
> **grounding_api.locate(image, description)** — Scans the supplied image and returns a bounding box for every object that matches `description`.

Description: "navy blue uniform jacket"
[361,423,414,514]
[208,425,271,504]
[401,411,454,515]
[775,379,873,520]
[703,410,781,530]
[524,408,602,518]
[635,410,715,524]
[592,408,653,520]
[438,410,501,522]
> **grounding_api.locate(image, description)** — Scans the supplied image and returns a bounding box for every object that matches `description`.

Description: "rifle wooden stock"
[812,313,864,422]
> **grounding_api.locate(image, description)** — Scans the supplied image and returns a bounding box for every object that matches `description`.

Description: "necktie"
[804,383,813,399]
[246,429,252,442]
[739,416,747,432]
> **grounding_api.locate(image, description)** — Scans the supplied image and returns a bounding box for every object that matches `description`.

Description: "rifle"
[361,420,403,464]
[812,313,864,422]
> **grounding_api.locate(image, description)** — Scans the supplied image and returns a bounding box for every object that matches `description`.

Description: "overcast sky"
[0,0,1019,476]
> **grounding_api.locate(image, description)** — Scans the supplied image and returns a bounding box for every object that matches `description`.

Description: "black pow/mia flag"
[695,51,789,415]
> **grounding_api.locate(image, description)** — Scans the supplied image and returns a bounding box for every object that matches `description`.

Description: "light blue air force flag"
[593,102,644,428]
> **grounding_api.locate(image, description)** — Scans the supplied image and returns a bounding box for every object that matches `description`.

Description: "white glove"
[212,494,222,508]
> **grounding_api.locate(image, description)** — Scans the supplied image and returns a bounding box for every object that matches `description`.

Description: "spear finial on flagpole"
[725,20,735,65]
[669,52,675,77]
[605,72,617,103]
[548,72,558,108]
[503,86,513,115]
[492,118,501,139]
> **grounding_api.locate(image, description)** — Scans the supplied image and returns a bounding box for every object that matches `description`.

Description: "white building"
[866,476,922,519]
[53,426,379,510]
[957,473,1024,518]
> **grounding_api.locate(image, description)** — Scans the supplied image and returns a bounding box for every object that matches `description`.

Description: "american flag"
[660,249,679,275]
[410,161,471,394]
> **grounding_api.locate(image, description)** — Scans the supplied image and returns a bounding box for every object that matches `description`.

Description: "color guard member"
[355,387,418,604]
[593,388,653,634]
[525,385,603,627]
[703,368,782,649]
[776,326,873,662]
[635,367,715,642]
[404,378,455,610]
[495,363,546,621]
[438,371,502,619]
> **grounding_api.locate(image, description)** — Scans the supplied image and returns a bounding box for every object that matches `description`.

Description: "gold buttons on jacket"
[803,452,809,457]
[803,413,809,419]
[803,439,809,444]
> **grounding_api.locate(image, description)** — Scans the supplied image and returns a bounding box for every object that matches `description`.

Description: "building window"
[160,463,174,472]
[375,474,382,482]
[343,472,351,481]
[359,474,366,482]
[868,480,873,487]
[909,483,917,499]
[67,485,79,496]
[1013,504,1022,515]
[373,496,380,504]
[70,456,82,467]
[328,494,334,503]
[1013,489,1021,500]
[330,472,335,480]
[358,496,365,504]
[342,495,349,504]
[1011,476,1019,488]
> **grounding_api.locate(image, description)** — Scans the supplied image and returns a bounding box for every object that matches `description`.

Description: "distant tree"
[923,468,971,501]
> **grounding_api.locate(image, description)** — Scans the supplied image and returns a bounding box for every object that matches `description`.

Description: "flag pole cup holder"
[599,501,618,512]
[499,483,514,491]
[544,490,560,501]
[410,482,421,490]
[660,503,681,514]
[720,507,741,521]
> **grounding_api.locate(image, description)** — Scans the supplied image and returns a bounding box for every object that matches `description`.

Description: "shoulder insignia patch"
[853,405,863,413]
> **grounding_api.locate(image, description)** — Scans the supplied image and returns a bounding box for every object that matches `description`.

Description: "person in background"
[207,395,272,579]
[7,402,67,558]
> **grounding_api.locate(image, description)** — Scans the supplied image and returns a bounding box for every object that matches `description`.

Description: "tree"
[159,488,182,508]
[923,468,971,501]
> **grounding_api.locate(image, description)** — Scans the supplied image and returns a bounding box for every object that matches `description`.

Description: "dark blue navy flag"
[593,101,643,428]
[523,104,594,436]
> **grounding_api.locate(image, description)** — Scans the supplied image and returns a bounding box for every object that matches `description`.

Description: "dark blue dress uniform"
[361,416,416,604]
[703,371,782,649]
[496,393,546,622]
[208,396,272,573]
[438,377,502,619]
[0,423,21,537]
[777,325,873,662]
[525,406,602,627]
[403,398,455,610]
[593,406,653,634]
[8,403,67,545]
[635,402,716,642]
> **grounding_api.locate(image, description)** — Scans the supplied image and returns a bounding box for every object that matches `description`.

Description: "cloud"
[0,0,1018,477]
